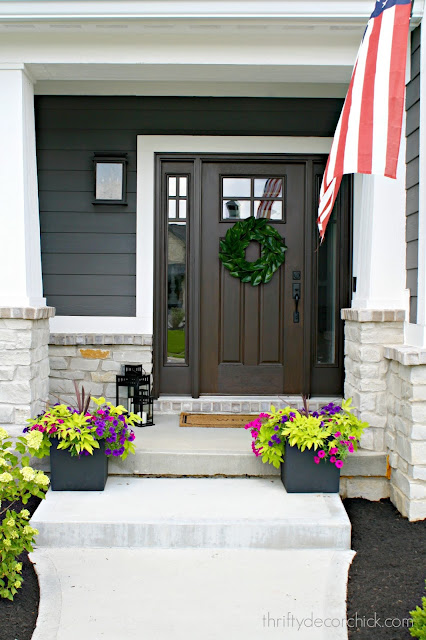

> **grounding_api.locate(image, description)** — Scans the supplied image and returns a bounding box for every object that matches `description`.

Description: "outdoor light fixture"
[115,366,154,427]
[93,154,127,204]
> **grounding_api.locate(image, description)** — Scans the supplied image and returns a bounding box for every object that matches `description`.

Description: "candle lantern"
[115,366,154,427]
[132,392,154,426]
[115,375,140,413]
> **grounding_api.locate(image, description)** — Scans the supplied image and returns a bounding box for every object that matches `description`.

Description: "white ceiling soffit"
[0,1,423,24]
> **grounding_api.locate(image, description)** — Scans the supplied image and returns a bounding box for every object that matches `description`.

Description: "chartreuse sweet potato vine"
[0,427,49,600]
[245,398,368,470]
[24,396,139,459]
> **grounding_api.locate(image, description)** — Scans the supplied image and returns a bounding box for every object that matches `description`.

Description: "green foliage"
[25,397,139,460]
[0,427,49,600]
[248,399,368,470]
[410,583,426,639]
[169,307,185,330]
[167,329,185,358]
[219,217,287,286]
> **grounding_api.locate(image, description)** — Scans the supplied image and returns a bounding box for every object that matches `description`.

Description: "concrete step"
[31,477,351,550]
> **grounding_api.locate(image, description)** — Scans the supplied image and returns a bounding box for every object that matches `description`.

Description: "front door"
[154,154,351,397]
[200,161,305,395]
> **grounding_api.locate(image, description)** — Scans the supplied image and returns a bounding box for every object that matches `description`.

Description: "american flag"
[318,0,412,241]
[256,178,282,218]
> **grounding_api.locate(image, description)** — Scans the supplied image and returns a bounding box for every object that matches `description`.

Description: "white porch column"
[0,64,45,307]
[351,153,408,311]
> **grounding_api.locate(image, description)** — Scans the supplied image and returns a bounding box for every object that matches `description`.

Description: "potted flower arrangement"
[245,398,368,493]
[24,385,140,491]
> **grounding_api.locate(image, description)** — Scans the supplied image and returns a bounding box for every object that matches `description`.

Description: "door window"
[222,176,285,221]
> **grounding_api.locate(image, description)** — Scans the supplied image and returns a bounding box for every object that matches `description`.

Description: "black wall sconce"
[93,153,128,204]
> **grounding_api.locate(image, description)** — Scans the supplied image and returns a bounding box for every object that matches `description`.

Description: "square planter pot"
[281,443,340,493]
[50,439,108,491]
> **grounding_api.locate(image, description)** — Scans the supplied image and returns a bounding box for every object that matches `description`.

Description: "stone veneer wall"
[341,309,405,503]
[384,346,426,521]
[0,307,54,439]
[48,334,153,406]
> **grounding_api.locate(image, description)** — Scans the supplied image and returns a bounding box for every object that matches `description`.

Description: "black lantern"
[116,375,140,413]
[132,392,154,427]
[115,366,154,427]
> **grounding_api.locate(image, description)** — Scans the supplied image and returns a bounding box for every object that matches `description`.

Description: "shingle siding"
[406,26,421,323]
[35,96,344,316]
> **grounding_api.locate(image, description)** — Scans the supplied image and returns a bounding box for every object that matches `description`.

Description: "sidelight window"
[166,175,188,364]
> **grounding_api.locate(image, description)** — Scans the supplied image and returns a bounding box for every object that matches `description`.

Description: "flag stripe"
[371,5,395,174]
[357,13,382,174]
[318,0,411,241]
[385,3,411,177]
[344,19,375,174]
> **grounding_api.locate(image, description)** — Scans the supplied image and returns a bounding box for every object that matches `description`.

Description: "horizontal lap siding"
[35,96,343,317]
[406,27,421,323]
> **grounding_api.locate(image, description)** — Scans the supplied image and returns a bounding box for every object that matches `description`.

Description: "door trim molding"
[137,135,333,340]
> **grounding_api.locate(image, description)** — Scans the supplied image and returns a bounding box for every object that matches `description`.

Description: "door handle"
[292,283,301,324]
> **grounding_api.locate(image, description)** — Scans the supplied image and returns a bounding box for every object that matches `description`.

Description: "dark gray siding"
[35,96,343,316]
[406,26,421,323]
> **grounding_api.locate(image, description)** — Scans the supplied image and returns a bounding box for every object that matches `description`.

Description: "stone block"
[0,404,14,423]
[411,466,426,481]
[91,371,117,383]
[50,370,86,381]
[49,357,68,370]
[360,429,374,451]
[411,425,426,440]
[112,350,152,364]
[14,406,32,425]
[79,348,110,360]
[359,412,387,430]
[0,367,15,381]
[49,346,78,356]
[101,361,122,373]
[70,359,99,372]
[49,378,78,394]
[0,350,31,366]
[201,402,212,412]
[231,403,241,413]
[345,477,390,501]
[391,468,426,500]
[0,382,31,404]
[104,383,117,398]
[358,378,387,392]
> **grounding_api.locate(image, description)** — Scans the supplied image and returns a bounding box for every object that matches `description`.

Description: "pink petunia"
[335,460,344,469]
[330,447,338,455]
[348,444,354,453]
[334,432,341,438]
[329,456,336,464]
[314,456,320,464]
[318,450,326,458]
[349,436,355,440]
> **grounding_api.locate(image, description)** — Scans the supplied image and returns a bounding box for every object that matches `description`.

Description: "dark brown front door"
[200,161,305,395]
[154,154,351,398]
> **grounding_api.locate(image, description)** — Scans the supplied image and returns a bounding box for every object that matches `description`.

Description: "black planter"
[281,443,340,493]
[50,439,108,491]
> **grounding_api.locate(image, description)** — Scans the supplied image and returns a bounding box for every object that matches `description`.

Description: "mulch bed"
[345,498,426,639]
[0,495,42,640]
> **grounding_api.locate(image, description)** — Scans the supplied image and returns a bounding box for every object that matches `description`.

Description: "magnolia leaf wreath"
[219,217,287,286]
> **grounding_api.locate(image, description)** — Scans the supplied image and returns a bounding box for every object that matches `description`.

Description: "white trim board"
[50,135,332,334]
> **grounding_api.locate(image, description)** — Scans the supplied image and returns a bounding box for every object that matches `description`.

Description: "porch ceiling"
[27,62,353,85]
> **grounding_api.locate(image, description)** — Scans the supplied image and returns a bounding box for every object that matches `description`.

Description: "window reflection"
[317,209,337,364]
[222,178,251,198]
[167,223,186,362]
[222,200,251,219]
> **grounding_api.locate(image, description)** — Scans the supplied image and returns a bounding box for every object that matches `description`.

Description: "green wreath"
[219,217,287,286]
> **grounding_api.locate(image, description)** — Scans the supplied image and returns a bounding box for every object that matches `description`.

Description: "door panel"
[200,161,305,395]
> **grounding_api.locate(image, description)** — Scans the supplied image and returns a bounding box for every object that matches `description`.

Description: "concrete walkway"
[31,547,355,640]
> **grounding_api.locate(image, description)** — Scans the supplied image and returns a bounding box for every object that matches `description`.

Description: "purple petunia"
[105,449,112,455]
